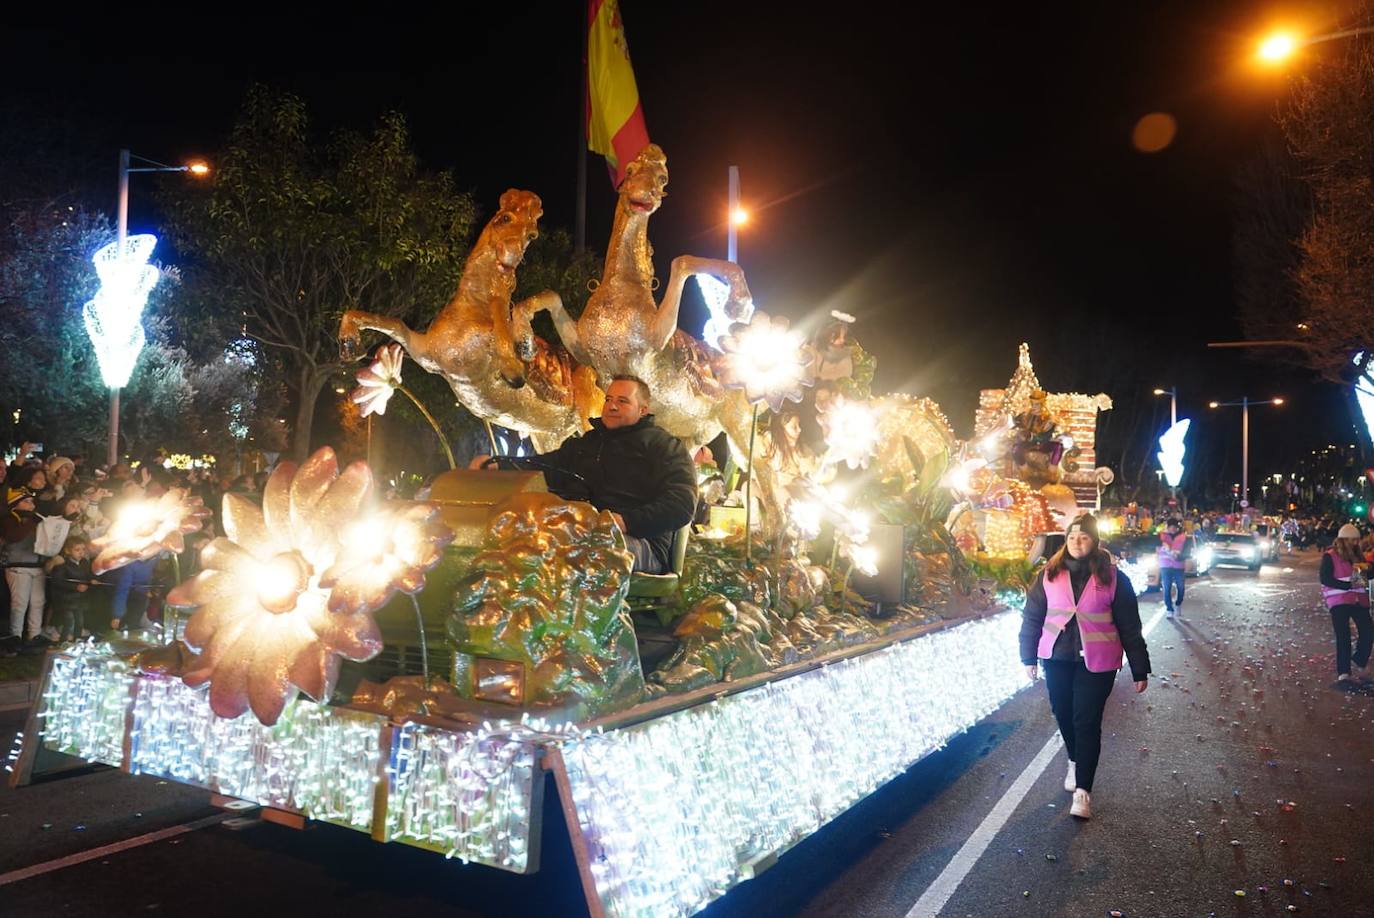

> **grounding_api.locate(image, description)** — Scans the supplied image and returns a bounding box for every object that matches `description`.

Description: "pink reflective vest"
[1037,567,1125,673]
[1321,550,1370,609]
[1157,532,1187,570]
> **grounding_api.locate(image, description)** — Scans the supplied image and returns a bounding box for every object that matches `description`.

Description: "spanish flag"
[587,0,649,188]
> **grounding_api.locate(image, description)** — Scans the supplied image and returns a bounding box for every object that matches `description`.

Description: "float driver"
[471,375,697,574]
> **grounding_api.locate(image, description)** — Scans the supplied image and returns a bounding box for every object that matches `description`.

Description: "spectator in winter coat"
[46,534,94,641]
[2,486,44,640]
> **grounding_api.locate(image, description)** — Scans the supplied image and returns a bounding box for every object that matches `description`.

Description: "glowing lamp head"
[258,551,312,614]
[1152,388,1166,396]
[1272,397,1285,405]
[187,162,210,176]
[1209,401,1220,409]
[729,206,749,227]
[1259,33,1299,63]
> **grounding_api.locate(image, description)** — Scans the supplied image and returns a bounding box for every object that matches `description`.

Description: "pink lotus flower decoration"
[351,343,405,417]
[166,447,452,725]
[90,487,211,575]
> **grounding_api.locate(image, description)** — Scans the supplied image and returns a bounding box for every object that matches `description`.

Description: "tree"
[160,87,479,462]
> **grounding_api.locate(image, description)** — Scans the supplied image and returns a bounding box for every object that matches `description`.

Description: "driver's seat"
[627,523,691,602]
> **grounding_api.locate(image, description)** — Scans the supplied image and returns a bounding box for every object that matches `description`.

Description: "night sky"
[3,3,1364,498]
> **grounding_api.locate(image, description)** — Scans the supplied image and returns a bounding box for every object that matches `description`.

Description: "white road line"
[904,608,1167,918]
[0,813,233,886]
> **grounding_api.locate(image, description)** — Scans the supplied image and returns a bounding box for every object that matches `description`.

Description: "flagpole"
[576,0,589,254]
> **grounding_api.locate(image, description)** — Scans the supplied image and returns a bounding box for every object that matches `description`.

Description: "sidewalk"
[0,654,44,718]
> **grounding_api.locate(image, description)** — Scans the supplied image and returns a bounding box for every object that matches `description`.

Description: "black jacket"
[525,414,697,570]
[1018,555,1151,681]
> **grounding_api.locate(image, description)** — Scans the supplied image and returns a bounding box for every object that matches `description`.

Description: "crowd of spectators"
[0,440,272,657]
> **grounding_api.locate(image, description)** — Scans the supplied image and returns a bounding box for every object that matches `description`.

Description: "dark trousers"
[625,534,667,574]
[1160,567,1185,611]
[1042,659,1117,792]
[1329,603,1374,676]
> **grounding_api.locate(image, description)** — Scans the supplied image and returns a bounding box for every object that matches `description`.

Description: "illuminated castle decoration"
[974,343,1112,514]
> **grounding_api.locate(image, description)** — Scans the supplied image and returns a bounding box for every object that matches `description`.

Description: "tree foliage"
[160,87,480,461]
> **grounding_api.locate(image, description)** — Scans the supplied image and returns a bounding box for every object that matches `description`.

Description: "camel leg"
[652,256,754,351]
[338,310,421,362]
[716,395,782,538]
[514,290,592,366]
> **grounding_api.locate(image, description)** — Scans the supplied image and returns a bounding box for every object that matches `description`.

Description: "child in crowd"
[45,534,95,642]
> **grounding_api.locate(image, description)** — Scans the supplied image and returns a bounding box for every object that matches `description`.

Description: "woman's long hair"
[1044,543,1115,586]
[1332,537,1364,565]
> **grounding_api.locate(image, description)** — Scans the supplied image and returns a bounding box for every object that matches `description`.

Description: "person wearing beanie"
[1,485,45,641]
[1019,513,1151,820]
[1318,523,1373,686]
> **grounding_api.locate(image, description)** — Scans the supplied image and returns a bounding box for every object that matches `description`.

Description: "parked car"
[1209,531,1265,571]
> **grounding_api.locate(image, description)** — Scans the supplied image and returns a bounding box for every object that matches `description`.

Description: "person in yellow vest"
[1019,514,1151,819]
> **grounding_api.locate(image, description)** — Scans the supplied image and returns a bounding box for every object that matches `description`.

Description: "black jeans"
[1328,603,1374,676]
[1042,659,1117,792]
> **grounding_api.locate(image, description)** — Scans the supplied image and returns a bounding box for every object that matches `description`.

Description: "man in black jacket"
[473,376,697,574]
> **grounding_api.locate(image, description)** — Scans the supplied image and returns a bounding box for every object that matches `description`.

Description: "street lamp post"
[104,149,209,466]
[1153,386,1177,427]
[1208,396,1284,507]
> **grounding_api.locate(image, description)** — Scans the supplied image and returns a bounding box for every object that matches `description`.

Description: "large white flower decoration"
[166,447,451,725]
[90,487,211,575]
[716,311,816,411]
[351,343,405,417]
[818,395,883,470]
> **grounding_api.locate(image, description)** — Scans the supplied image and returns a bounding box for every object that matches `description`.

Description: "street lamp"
[1153,386,1178,427]
[1256,26,1374,64]
[98,149,210,467]
[1208,396,1284,507]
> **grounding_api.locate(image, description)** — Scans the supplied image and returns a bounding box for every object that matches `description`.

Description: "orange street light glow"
[1272,397,1285,405]
[1209,401,1220,409]
[730,206,749,226]
[1259,33,1299,62]
[188,162,210,176]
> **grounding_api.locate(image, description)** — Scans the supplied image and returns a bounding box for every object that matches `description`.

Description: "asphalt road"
[1,550,1370,917]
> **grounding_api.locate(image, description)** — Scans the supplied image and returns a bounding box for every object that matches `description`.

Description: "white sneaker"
[1070,788,1092,819]
[1064,761,1077,792]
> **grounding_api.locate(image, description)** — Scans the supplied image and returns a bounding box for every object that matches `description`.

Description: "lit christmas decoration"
[695,274,755,351]
[90,487,211,575]
[321,505,455,615]
[787,498,823,541]
[351,343,406,417]
[83,234,161,387]
[1156,418,1190,488]
[819,396,882,470]
[167,447,449,725]
[846,542,880,577]
[716,311,816,412]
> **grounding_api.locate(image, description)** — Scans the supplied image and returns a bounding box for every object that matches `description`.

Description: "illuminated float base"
[13,610,1026,918]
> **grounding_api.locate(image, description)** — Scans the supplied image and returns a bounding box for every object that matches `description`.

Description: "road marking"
[904,608,1167,918]
[0,812,233,886]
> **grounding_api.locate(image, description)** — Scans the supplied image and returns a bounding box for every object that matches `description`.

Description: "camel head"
[476,189,543,279]
[617,144,667,217]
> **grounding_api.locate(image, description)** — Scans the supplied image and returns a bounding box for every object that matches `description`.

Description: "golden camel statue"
[515,146,786,527]
[339,189,602,452]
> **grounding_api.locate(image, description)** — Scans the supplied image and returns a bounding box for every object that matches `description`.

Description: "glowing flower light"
[788,499,824,541]
[819,396,882,470]
[321,505,455,615]
[90,487,211,575]
[351,343,406,417]
[166,447,450,725]
[716,311,816,411]
[846,542,879,577]
[696,274,755,351]
[83,234,161,388]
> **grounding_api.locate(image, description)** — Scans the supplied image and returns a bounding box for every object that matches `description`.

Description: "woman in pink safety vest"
[1019,514,1151,820]
[1319,523,1374,686]
[1157,518,1188,618]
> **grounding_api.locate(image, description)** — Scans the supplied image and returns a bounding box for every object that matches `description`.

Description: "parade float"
[6,147,1075,918]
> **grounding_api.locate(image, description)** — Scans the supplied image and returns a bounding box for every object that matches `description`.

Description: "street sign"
[1240,500,1250,508]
